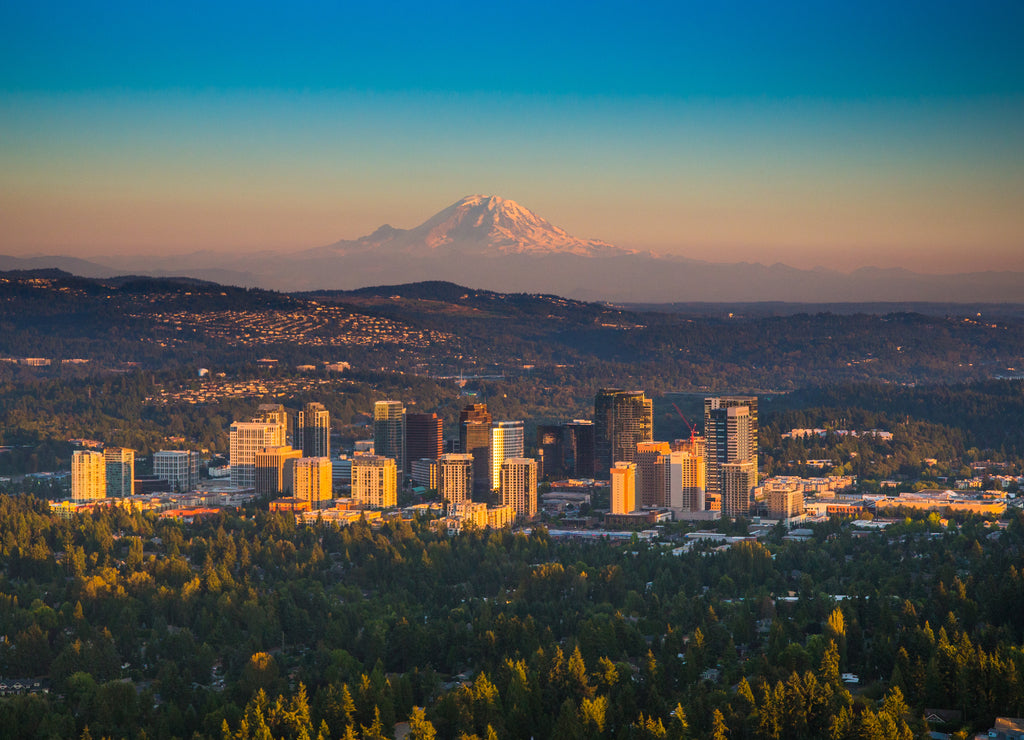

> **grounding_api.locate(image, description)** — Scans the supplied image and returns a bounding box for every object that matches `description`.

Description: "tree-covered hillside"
[0,496,1022,739]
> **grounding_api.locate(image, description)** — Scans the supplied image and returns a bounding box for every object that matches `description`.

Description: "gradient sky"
[1,0,1022,273]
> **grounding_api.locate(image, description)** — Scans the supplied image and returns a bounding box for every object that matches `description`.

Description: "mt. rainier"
[14,194,1022,302]
[319,195,632,257]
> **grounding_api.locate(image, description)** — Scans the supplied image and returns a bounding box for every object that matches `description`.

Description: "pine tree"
[711,708,728,740]
[408,706,437,740]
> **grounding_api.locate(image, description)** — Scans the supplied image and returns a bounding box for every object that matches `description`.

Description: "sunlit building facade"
[254,445,302,496]
[293,456,333,510]
[490,420,524,492]
[500,457,538,520]
[438,453,474,508]
[351,455,397,509]
[230,420,288,488]
[72,450,106,501]
[609,461,637,514]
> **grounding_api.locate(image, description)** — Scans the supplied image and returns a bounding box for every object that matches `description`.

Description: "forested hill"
[2,272,1023,389]
[0,495,1022,739]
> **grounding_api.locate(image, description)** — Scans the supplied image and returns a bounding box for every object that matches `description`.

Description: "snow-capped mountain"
[321,195,631,257]
[6,195,1023,302]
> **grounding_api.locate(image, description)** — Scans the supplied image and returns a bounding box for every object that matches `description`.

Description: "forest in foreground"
[0,496,1022,739]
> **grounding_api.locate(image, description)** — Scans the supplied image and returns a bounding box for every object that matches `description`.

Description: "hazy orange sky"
[2,2,1022,273]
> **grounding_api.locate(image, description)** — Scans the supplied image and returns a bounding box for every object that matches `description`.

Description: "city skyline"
[1,2,1022,275]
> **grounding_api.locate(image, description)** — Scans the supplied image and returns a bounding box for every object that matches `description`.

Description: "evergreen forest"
[0,497,1022,739]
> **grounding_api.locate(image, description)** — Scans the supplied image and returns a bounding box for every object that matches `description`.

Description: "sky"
[1,0,1022,273]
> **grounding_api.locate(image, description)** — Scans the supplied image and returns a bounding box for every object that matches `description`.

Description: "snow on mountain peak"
[413,195,623,256]
[327,195,631,258]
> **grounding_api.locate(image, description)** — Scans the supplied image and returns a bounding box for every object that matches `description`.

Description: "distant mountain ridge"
[2,195,1022,302]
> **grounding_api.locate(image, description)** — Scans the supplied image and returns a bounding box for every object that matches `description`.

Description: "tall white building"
[153,450,200,492]
[500,457,537,519]
[230,420,287,488]
[704,396,758,509]
[351,455,397,509]
[72,450,106,501]
[490,421,524,492]
[722,460,758,518]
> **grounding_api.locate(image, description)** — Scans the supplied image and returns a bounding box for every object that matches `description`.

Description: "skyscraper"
[298,402,330,458]
[609,461,636,514]
[104,447,135,498]
[351,455,397,509]
[437,452,474,508]
[537,420,595,480]
[230,419,288,488]
[406,413,443,471]
[705,396,758,517]
[594,389,653,476]
[564,420,595,479]
[459,403,492,496]
[490,420,524,492]
[293,457,333,509]
[500,457,538,520]
[72,450,106,501]
[537,424,564,480]
[374,400,406,483]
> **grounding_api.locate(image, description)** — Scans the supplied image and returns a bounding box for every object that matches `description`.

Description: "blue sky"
[1,0,1022,271]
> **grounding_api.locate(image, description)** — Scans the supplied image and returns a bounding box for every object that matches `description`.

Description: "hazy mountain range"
[2,195,1022,303]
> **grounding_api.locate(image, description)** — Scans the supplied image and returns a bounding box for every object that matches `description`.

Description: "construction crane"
[671,402,698,442]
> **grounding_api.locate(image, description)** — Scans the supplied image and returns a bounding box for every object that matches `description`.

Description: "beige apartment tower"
[635,441,671,507]
[437,453,474,508]
[655,449,706,513]
[721,460,758,518]
[500,457,538,519]
[72,450,106,501]
[768,486,804,520]
[293,457,333,509]
[351,455,398,509]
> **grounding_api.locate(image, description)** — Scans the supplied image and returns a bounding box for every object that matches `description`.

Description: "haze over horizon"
[1,1,1022,275]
